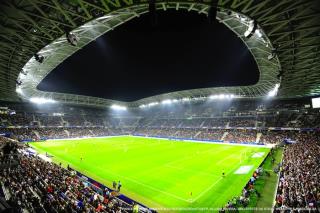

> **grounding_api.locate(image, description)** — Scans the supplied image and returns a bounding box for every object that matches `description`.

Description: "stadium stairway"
[133,118,141,127]
[33,115,41,126]
[64,129,70,137]
[0,197,12,212]
[1,182,10,200]
[60,116,65,125]
[194,131,202,138]
[256,132,262,143]
[155,129,162,135]
[60,116,65,124]
[108,128,116,135]
[82,114,87,123]
[0,160,19,171]
[131,118,142,132]
[200,120,205,128]
[32,130,40,139]
[221,131,229,140]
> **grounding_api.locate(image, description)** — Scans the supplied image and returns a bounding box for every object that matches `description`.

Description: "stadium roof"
[0,0,319,107]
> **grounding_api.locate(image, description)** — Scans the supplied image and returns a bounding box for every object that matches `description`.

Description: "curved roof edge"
[16,2,281,107]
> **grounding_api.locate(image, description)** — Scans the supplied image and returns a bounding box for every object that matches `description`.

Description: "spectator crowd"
[275,133,320,211]
[0,101,319,212]
[0,144,133,212]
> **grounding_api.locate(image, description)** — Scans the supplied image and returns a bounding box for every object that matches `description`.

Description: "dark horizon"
[38,10,259,102]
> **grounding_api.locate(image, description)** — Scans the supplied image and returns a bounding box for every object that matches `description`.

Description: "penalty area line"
[120,175,193,203]
[191,160,246,202]
[191,177,223,202]
[165,165,220,178]
[93,165,192,203]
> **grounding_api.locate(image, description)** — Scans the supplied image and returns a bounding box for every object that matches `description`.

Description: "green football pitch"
[30,136,270,212]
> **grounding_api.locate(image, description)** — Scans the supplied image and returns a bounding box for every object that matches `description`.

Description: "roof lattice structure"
[0,0,319,107]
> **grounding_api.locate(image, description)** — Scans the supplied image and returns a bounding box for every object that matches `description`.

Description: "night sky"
[38,10,259,102]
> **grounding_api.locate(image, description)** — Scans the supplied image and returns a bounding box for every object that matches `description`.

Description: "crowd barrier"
[20,134,122,142]
[133,134,265,146]
[75,170,153,212]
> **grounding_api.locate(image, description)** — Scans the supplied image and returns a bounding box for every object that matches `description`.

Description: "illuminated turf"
[30,136,270,211]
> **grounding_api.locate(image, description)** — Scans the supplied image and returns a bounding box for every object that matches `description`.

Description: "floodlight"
[239,16,246,23]
[172,99,178,103]
[15,80,22,86]
[66,32,79,46]
[182,98,190,102]
[210,94,235,100]
[19,73,27,81]
[148,102,159,107]
[268,48,277,60]
[30,97,56,104]
[96,15,113,21]
[209,95,218,99]
[21,69,28,75]
[193,97,202,101]
[218,94,225,99]
[16,87,23,95]
[311,97,320,108]
[267,90,276,97]
[34,54,44,63]
[255,29,262,38]
[110,104,127,110]
[267,84,280,97]
[267,54,274,60]
[139,104,146,108]
[162,99,172,104]
[244,20,257,38]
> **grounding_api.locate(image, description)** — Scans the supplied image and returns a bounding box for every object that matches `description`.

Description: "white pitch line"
[93,165,192,203]
[191,160,246,202]
[52,153,192,203]
[216,154,238,165]
[131,135,271,148]
[165,146,220,166]
[191,177,223,202]
[228,160,246,175]
[165,165,220,178]
[119,174,193,203]
[48,137,262,205]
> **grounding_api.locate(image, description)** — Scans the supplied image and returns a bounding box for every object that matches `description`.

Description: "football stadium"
[0,0,319,212]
